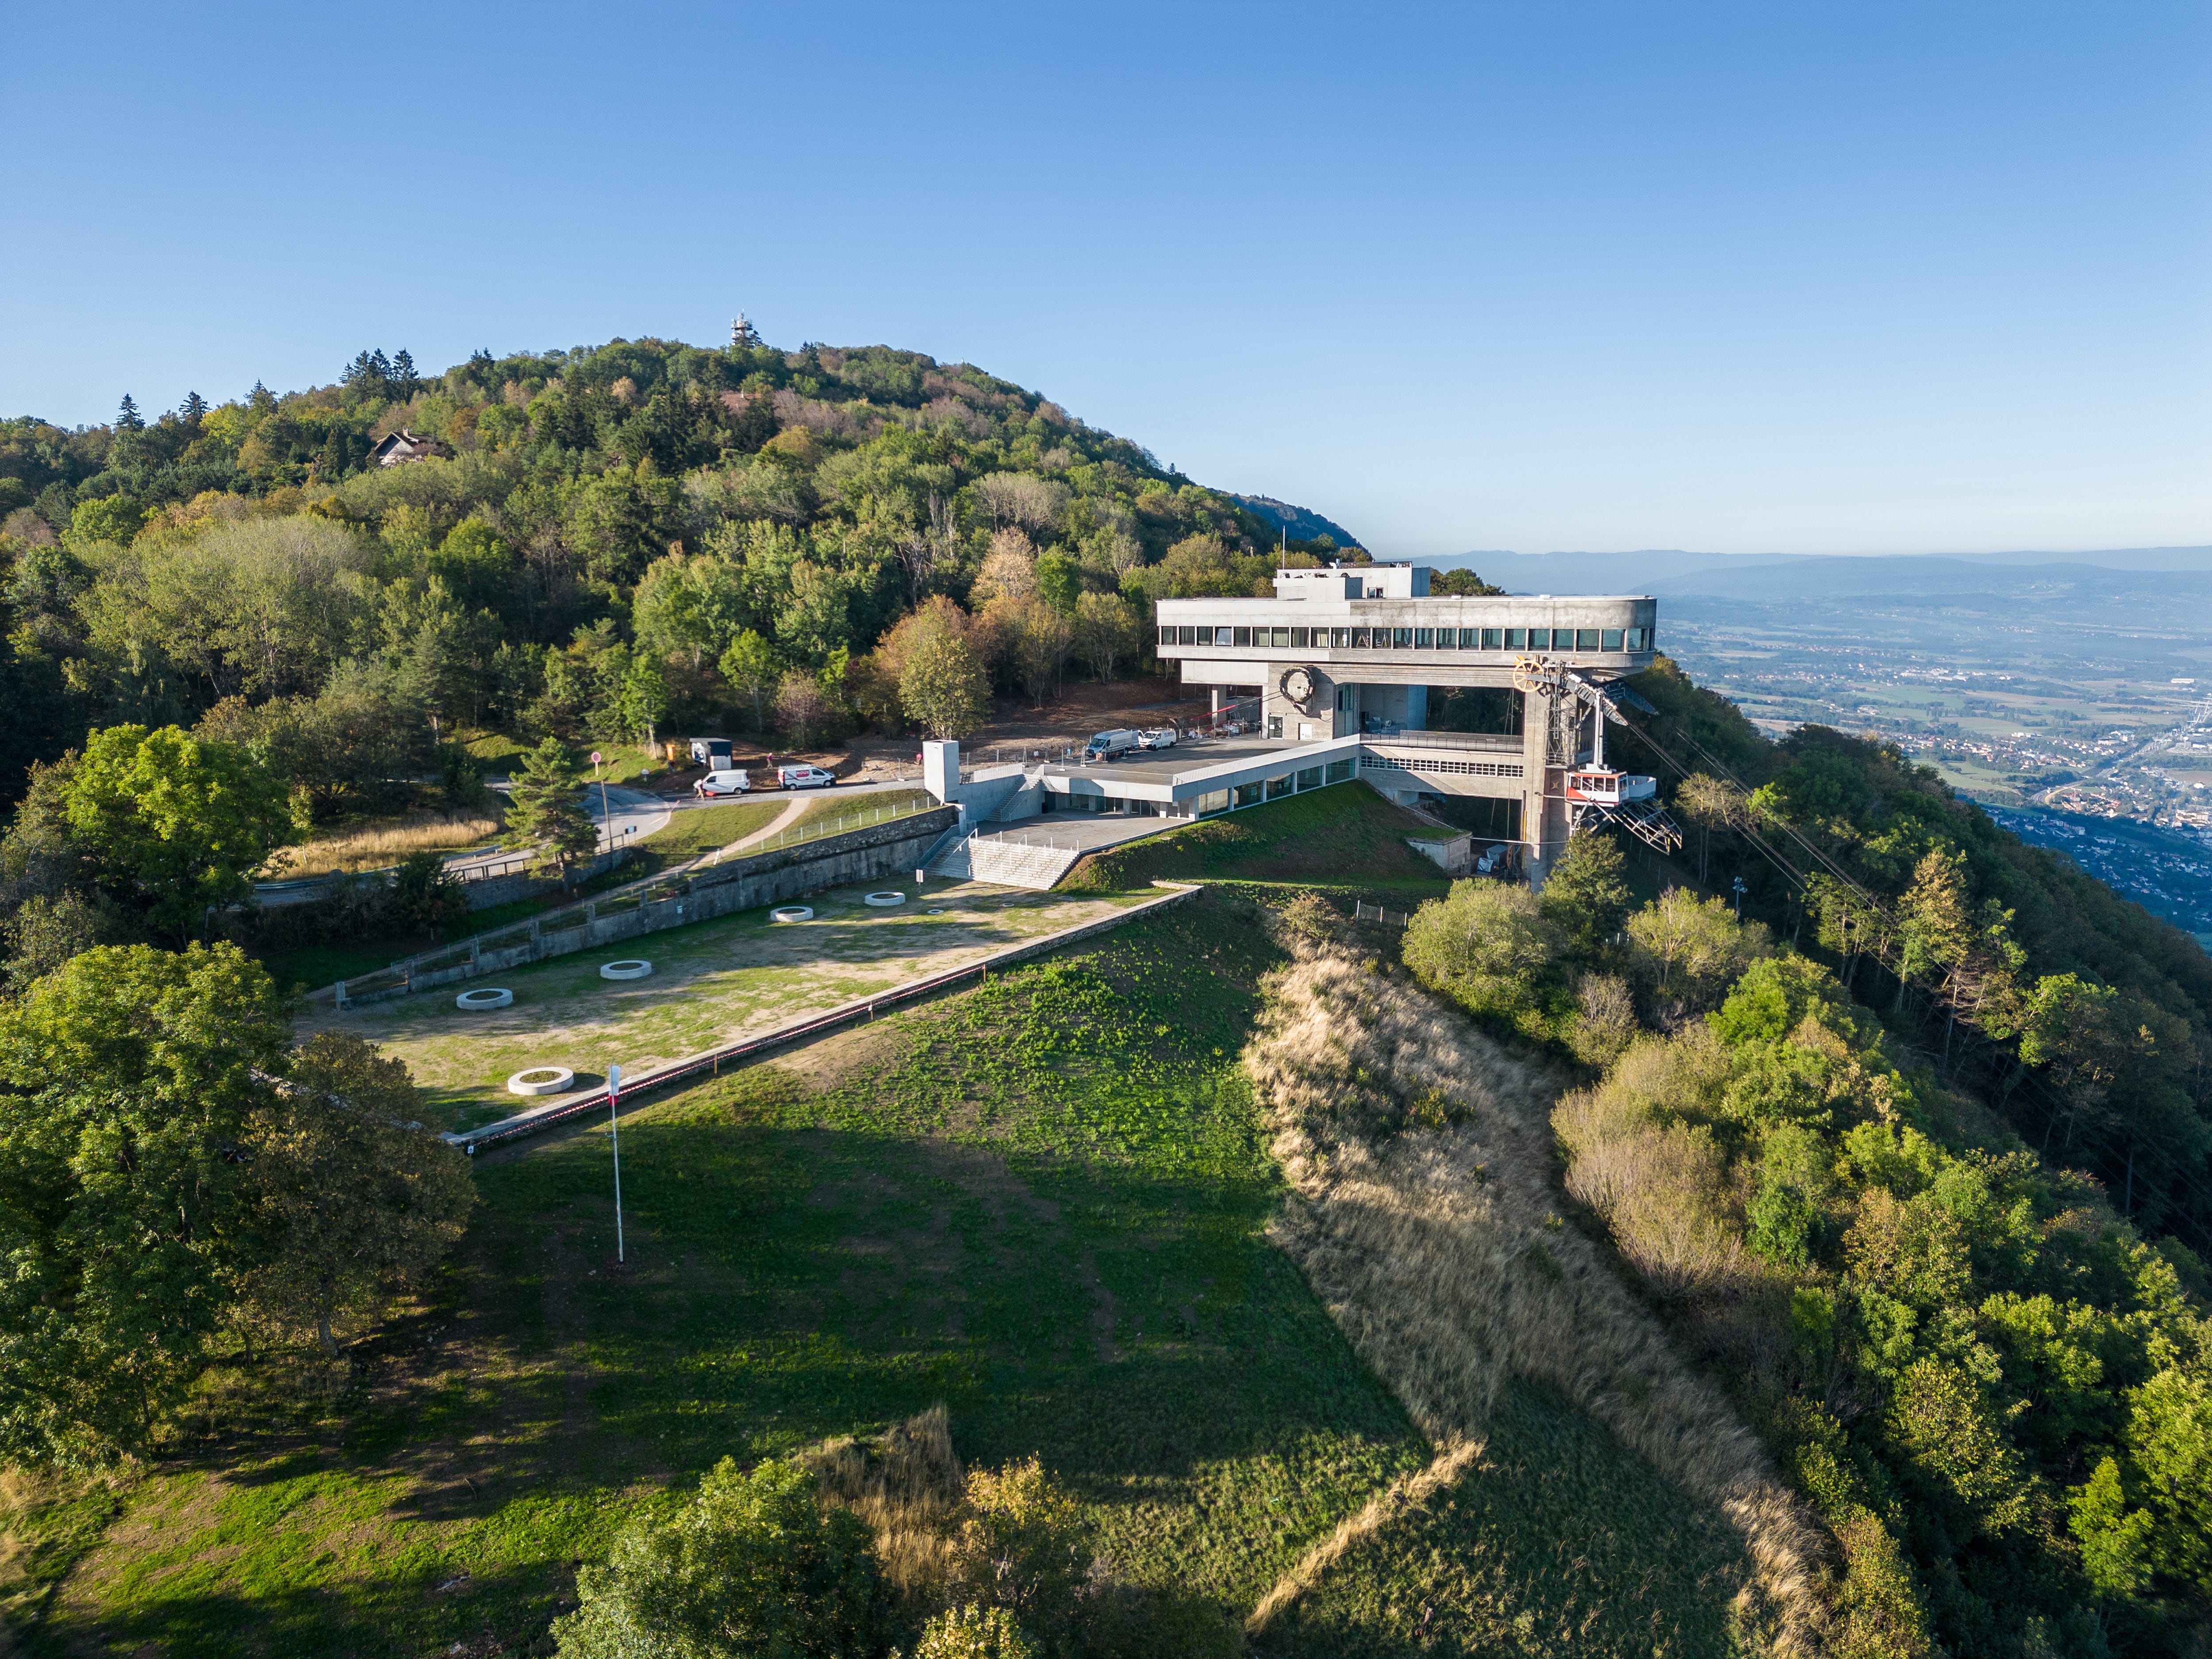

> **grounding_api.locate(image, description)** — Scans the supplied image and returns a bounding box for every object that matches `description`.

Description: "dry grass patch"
[265,810,503,876]
[1242,930,1828,1654]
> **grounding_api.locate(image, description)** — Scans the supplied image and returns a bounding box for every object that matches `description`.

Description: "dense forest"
[0,335,1361,817]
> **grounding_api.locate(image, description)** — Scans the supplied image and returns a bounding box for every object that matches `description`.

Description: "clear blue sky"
[3,2,2206,557]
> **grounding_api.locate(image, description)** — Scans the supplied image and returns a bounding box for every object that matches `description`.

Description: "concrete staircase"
[962,836,1084,891]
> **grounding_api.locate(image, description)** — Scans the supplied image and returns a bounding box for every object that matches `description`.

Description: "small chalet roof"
[370,429,449,467]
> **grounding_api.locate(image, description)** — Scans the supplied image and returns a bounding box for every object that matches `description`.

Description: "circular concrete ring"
[864,891,906,907]
[599,960,653,981]
[507,1066,575,1097]
[927,908,945,914]
[456,987,515,1011]
[769,906,814,923]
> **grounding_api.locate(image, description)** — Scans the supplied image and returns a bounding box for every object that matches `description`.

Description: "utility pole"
[591,750,610,853]
[608,1061,624,1263]
[1732,876,1747,919]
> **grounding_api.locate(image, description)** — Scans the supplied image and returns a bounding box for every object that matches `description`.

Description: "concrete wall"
[342,807,958,1006]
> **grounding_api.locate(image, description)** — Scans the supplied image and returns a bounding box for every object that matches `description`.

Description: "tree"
[115,395,143,432]
[246,1033,474,1357]
[551,1458,890,1659]
[994,594,1071,708]
[384,851,469,936]
[901,619,991,739]
[1402,879,1559,1019]
[0,943,289,1459]
[500,739,599,889]
[1536,831,1631,959]
[1034,550,1081,615]
[775,670,835,748]
[913,1605,1037,1659]
[63,725,306,943]
[719,630,781,732]
[615,653,670,747]
[1072,591,1140,683]
[1430,567,1503,596]
[972,528,1038,605]
[1622,887,1771,1026]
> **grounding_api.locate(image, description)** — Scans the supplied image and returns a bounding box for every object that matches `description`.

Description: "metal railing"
[1354,902,1412,928]
[703,793,935,866]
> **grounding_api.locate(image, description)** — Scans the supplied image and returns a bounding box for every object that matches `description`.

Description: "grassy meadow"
[1064,783,1457,896]
[4,796,1769,1657]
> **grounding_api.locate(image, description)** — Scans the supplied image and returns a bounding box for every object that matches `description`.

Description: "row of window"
[1159,624,1651,653]
[1191,757,1357,816]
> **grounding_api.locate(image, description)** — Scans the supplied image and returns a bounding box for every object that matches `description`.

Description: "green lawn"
[1064,782,1456,896]
[635,797,786,859]
[305,879,1152,1133]
[1256,1378,1752,1657]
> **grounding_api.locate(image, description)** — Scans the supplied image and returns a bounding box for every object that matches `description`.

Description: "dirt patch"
[774,1022,912,1092]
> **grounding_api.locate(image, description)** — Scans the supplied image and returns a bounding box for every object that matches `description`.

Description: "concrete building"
[921,564,1670,886]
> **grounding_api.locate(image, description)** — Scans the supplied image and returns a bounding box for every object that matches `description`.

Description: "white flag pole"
[608,1062,624,1264]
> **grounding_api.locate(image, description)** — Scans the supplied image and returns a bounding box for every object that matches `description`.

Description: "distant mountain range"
[1430,546,2212,598]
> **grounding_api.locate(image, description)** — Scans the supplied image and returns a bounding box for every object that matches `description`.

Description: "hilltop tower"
[730,314,762,349]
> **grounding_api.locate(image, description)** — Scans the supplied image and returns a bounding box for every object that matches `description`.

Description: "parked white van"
[694,769,750,797]
[1082,730,1141,762]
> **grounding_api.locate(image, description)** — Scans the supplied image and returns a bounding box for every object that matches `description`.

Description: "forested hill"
[0,336,1359,800]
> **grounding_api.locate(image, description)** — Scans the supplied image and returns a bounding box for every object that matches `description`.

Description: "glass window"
[1625,626,1647,650]
[1267,774,1294,799]
[1601,628,1622,651]
[1179,626,1196,645]
[1351,627,1370,648]
[1233,627,1252,648]
[1267,716,1283,738]
[1481,627,1502,649]
[1290,626,1308,649]
[1414,627,1433,648]
[1504,628,1525,649]
[1233,781,1263,807]
[1576,629,1600,651]
[1214,626,1233,647]
[1451,628,1471,648]
[1276,627,1293,649]
[1393,627,1413,648]
[1325,758,1354,783]
[1157,626,1172,645]
[1296,766,1322,791]
[1544,628,1567,650]
[1198,789,1229,815]
[1329,626,1349,648]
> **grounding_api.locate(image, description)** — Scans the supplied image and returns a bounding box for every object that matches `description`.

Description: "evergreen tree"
[180,390,206,426]
[499,738,599,889]
[391,349,417,392]
[369,349,392,382]
[115,394,142,432]
[1537,831,1633,960]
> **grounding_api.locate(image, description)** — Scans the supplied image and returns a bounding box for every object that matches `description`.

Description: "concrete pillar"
[922,740,960,803]
[1521,686,1567,891]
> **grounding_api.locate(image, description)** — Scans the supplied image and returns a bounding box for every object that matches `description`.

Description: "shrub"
[1535,830,1631,959]
[909,1605,1037,1659]
[1402,878,1559,1020]
[1623,887,1770,1027]
[552,1458,891,1659]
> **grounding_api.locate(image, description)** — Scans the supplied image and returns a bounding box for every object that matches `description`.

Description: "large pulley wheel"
[1511,655,1556,696]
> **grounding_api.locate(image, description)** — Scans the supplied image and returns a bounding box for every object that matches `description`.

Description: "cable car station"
[924,564,1679,887]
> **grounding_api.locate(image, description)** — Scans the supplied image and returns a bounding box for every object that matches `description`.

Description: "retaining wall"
[446,880,1199,1152]
[339,806,959,1007]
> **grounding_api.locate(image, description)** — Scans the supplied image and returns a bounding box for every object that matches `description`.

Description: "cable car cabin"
[1564,768,1658,805]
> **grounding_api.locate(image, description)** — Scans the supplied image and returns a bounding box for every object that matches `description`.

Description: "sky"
[2,1,2207,558]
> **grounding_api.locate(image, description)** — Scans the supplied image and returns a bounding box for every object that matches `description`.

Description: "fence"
[328,806,957,1007]
[1354,901,1412,928]
[446,881,1199,1153]
[704,792,935,865]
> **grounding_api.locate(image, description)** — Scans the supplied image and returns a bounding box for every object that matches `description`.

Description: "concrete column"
[1521,686,1567,890]
[922,740,960,803]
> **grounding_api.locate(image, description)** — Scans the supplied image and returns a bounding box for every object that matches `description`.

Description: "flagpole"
[609,1062,624,1264]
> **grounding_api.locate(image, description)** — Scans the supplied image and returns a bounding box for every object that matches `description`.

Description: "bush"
[1402,878,1559,1021]
[552,1458,892,1659]
[909,1605,1037,1659]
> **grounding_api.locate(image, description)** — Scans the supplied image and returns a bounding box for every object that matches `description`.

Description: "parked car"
[776,764,837,790]
[1082,729,1141,763]
[1137,727,1178,750]
[695,768,750,797]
